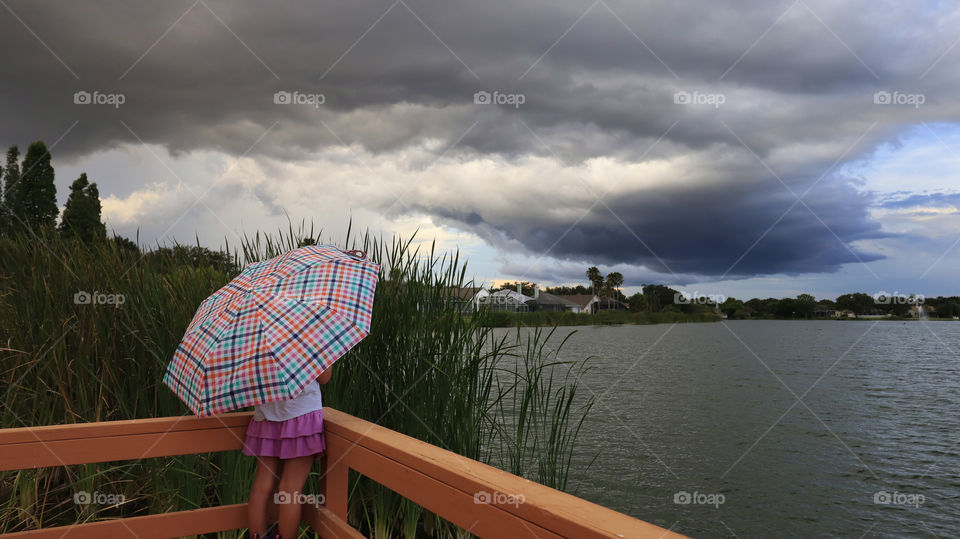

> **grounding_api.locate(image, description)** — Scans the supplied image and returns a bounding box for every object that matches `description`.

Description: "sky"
[1,0,959,300]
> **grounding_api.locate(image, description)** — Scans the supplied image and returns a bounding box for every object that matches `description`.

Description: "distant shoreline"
[478,311,721,327]
[478,312,959,327]
[731,316,958,322]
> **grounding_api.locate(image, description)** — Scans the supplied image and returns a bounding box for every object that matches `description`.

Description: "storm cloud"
[2,0,959,279]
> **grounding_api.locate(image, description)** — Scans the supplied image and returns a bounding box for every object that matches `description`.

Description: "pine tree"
[1,146,21,236]
[59,173,106,242]
[14,141,58,233]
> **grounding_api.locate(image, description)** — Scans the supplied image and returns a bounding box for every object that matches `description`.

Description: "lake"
[501,321,960,538]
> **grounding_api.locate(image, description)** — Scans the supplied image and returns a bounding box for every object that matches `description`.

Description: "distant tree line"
[628,286,960,319]
[488,266,959,320]
[729,293,960,319]
[0,140,238,274]
[490,267,626,301]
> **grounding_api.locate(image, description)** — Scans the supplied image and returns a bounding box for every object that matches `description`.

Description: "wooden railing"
[0,409,686,538]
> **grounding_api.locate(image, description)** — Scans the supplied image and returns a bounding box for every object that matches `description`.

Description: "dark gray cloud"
[425,169,888,279]
[2,0,959,278]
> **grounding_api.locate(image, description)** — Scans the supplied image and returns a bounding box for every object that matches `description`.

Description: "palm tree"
[604,272,623,309]
[586,266,602,298]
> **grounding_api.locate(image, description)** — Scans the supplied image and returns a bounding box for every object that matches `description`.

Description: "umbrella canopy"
[163,245,379,417]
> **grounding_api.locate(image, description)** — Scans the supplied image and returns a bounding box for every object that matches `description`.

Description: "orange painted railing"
[0,409,686,538]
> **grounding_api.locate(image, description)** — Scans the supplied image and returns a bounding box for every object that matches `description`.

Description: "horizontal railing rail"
[0,409,686,538]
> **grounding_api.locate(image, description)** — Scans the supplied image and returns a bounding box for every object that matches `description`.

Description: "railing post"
[323,449,349,520]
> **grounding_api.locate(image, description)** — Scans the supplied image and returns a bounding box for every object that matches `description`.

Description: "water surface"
[500,321,960,538]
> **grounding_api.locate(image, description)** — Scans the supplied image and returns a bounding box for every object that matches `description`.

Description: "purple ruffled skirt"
[242,409,326,460]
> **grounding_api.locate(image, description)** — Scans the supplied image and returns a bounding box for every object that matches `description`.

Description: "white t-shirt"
[253,381,324,422]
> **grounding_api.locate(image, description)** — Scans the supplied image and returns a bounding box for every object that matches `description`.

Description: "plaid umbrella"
[163,245,379,417]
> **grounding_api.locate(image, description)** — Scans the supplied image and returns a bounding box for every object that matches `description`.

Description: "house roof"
[557,294,599,307]
[490,289,535,303]
[534,292,580,307]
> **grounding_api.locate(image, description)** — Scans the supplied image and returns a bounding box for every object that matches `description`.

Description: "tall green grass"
[0,224,596,538]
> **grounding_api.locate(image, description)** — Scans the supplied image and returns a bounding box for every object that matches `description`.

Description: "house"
[835,309,856,318]
[482,289,535,312]
[531,292,581,312]
[558,294,600,314]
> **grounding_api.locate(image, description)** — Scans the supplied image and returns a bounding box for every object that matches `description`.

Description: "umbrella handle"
[345,249,366,259]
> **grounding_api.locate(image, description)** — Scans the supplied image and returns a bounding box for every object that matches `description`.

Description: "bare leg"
[248,456,281,537]
[267,459,286,528]
[276,455,316,539]
[267,469,282,525]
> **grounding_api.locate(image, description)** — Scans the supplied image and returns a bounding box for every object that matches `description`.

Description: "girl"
[242,367,332,539]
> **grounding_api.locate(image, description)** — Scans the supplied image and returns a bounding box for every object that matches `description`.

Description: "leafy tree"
[745,297,780,317]
[144,244,238,274]
[111,234,140,256]
[887,300,910,317]
[938,301,960,318]
[836,292,873,315]
[774,297,797,317]
[642,284,680,312]
[721,297,747,318]
[1,146,21,236]
[795,293,816,319]
[544,284,592,295]
[59,173,106,242]
[490,281,537,297]
[13,141,58,233]
[627,292,648,312]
